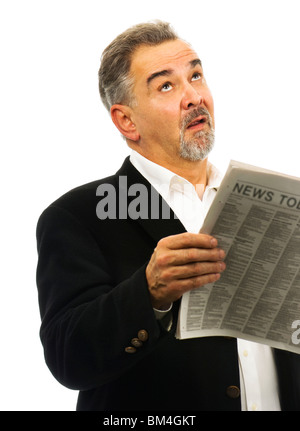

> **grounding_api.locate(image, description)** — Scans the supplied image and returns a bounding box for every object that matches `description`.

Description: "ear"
[110,104,140,142]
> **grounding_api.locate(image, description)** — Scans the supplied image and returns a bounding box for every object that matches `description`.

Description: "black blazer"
[36,157,300,411]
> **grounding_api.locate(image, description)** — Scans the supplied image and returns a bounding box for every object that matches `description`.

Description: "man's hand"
[146,232,226,310]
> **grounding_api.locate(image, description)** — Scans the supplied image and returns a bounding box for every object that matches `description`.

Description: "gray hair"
[98,21,178,111]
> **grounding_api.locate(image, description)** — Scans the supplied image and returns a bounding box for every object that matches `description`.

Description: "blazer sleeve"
[36,204,166,391]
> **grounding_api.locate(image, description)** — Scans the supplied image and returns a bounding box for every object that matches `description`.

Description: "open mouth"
[187,116,207,129]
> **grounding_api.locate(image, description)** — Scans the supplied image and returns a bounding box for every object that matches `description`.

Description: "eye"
[160,82,173,92]
[191,72,202,81]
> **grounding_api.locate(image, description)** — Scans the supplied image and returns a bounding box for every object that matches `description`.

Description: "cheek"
[145,105,180,137]
[155,103,180,128]
[157,115,181,143]
[204,90,215,121]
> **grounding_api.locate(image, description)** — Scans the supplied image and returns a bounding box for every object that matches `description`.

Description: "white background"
[1,0,300,410]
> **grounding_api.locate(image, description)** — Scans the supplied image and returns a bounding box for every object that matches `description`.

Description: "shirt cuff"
[153,303,173,320]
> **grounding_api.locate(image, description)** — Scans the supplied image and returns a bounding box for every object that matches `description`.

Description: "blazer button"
[131,338,143,348]
[226,385,240,399]
[125,346,137,354]
[138,329,148,342]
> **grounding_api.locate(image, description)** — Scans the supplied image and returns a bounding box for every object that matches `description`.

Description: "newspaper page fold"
[176,160,300,354]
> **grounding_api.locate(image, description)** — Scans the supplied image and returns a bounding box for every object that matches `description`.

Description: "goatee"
[179,106,215,161]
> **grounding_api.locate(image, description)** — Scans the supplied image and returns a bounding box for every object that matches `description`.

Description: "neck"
[130,145,208,198]
[164,157,208,186]
[166,157,208,200]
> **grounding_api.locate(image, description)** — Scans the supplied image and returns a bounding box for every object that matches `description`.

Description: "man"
[36,21,300,410]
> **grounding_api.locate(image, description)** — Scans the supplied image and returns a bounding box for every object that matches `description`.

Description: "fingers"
[148,271,222,310]
[153,232,225,268]
[169,259,226,279]
[146,232,226,310]
[150,257,225,291]
[159,232,218,251]
[169,271,222,294]
[161,246,225,267]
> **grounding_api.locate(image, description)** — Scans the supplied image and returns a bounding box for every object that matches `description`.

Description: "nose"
[181,83,203,110]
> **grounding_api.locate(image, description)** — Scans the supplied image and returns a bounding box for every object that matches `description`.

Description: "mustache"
[180,106,213,130]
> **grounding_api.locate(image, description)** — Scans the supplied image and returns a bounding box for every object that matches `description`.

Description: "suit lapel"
[116,157,186,244]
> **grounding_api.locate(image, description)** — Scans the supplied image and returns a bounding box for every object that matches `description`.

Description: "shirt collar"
[206,159,223,191]
[129,149,222,194]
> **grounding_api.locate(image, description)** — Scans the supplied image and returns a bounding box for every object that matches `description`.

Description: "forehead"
[130,39,200,84]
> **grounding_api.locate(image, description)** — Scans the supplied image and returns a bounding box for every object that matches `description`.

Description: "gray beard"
[179,128,215,161]
[179,106,215,161]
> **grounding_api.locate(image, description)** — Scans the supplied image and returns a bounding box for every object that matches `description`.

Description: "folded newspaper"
[176,160,300,354]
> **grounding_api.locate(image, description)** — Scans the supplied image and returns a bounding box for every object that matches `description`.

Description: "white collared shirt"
[130,149,281,411]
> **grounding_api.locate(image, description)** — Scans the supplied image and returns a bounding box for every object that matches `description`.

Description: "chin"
[179,141,214,162]
[179,129,215,161]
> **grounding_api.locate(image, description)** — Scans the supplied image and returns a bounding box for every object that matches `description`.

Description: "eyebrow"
[146,58,202,87]
[190,58,202,69]
[146,69,173,86]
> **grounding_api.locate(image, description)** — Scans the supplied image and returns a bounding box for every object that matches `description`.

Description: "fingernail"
[211,238,218,247]
[219,262,226,271]
[219,249,226,259]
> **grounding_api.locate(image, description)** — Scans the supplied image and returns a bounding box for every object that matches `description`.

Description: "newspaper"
[176,160,300,354]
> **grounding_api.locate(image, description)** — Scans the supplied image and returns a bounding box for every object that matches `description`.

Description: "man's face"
[128,39,215,166]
